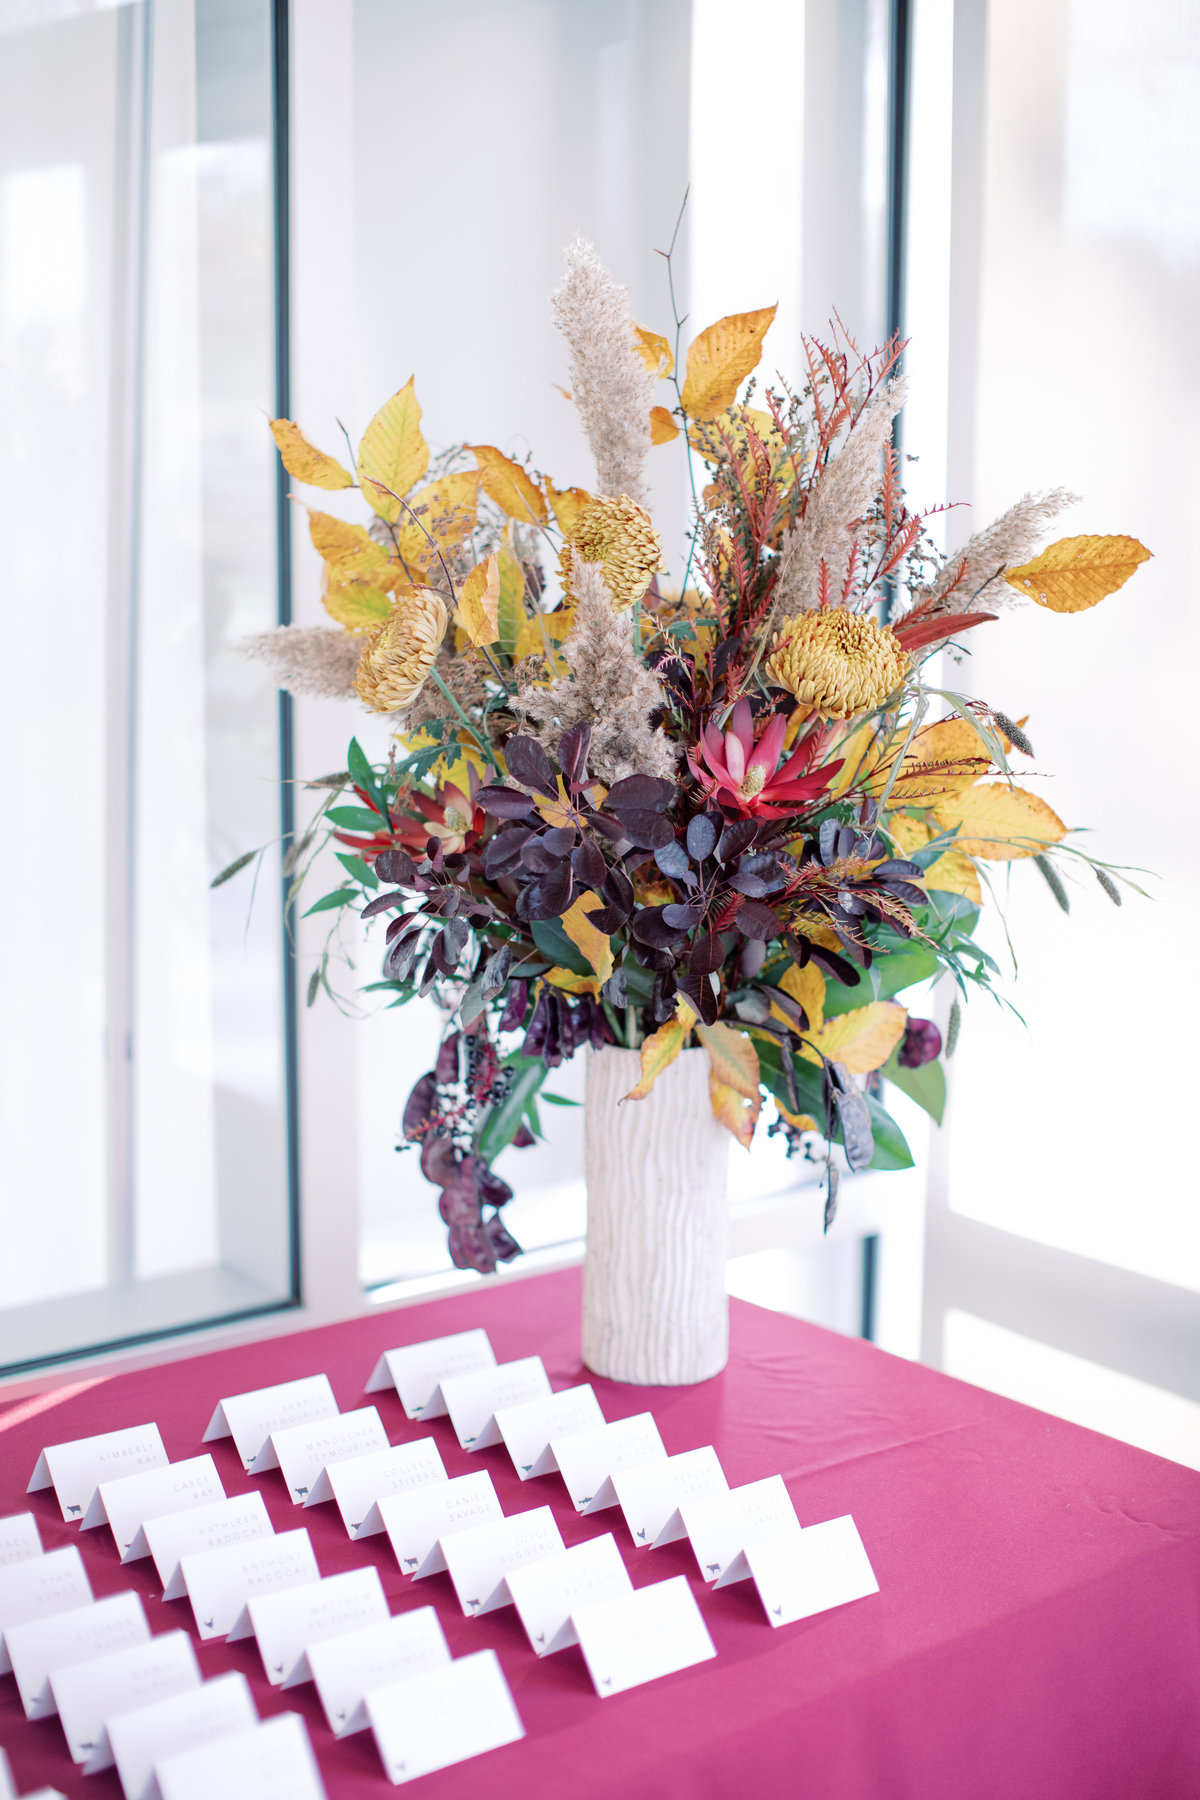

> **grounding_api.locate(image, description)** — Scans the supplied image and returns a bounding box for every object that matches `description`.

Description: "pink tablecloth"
[1,1268,1199,1799]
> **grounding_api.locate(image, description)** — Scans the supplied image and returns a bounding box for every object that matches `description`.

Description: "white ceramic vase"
[581,1044,730,1385]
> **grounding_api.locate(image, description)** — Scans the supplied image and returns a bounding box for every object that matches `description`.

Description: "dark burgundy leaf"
[767,985,808,1031]
[477,1162,514,1208]
[375,847,417,885]
[520,838,566,875]
[524,861,573,920]
[542,826,576,856]
[571,839,607,887]
[873,858,922,880]
[483,1214,521,1263]
[604,773,674,812]
[807,941,862,986]
[430,931,454,976]
[837,825,857,860]
[676,970,718,1026]
[582,807,627,841]
[662,903,700,930]
[688,931,724,976]
[824,1165,840,1233]
[448,1223,496,1274]
[881,880,927,908]
[511,1123,536,1149]
[602,965,628,1007]
[422,1133,461,1187]
[617,809,674,851]
[640,946,678,973]
[503,735,558,797]
[584,905,624,933]
[738,937,767,978]
[401,1071,436,1141]
[498,978,528,1033]
[602,865,635,912]
[729,869,772,897]
[361,887,409,919]
[631,906,686,948]
[651,971,678,1022]
[686,814,717,862]
[736,899,784,940]
[384,913,413,942]
[443,853,470,877]
[480,943,511,996]
[557,722,592,785]
[481,826,531,877]
[477,785,539,819]
[417,950,440,997]
[830,1064,874,1170]
[384,932,422,982]
[818,819,841,865]
[521,988,550,1056]
[653,839,691,880]
[837,890,867,916]
[434,1033,461,1084]
[737,851,786,889]
[717,818,757,863]
[442,915,469,969]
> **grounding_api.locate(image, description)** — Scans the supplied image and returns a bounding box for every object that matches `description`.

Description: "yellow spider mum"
[354,587,449,712]
[767,608,909,720]
[559,493,663,610]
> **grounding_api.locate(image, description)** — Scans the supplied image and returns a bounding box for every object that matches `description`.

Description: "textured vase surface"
[582,1044,730,1385]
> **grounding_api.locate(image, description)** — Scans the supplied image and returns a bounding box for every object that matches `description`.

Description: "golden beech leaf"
[649,405,680,445]
[468,446,548,524]
[512,606,574,663]
[680,305,778,421]
[269,419,353,489]
[457,553,500,646]
[695,1022,759,1099]
[623,1017,687,1101]
[828,721,886,797]
[560,891,614,988]
[709,1078,761,1149]
[305,508,391,578]
[322,579,394,631]
[1004,534,1151,612]
[408,469,481,546]
[544,480,591,535]
[932,782,1067,861]
[776,1103,820,1132]
[496,544,527,654]
[800,1002,909,1074]
[773,962,826,1034]
[633,324,674,377]
[546,965,601,997]
[357,378,430,521]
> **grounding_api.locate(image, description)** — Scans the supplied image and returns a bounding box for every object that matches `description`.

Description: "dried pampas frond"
[239,625,362,700]
[771,375,909,625]
[913,487,1080,615]
[551,235,657,506]
[515,557,677,783]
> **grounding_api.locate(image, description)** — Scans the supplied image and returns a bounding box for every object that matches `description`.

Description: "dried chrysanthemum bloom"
[767,609,909,719]
[558,494,662,611]
[353,588,448,713]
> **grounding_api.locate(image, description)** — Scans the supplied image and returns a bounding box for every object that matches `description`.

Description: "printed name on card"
[0,1513,41,1570]
[377,1472,502,1579]
[364,1328,496,1420]
[176,1527,318,1641]
[153,1712,326,1800]
[106,1669,257,1800]
[267,1407,389,1506]
[0,1545,93,1676]
[308,1439,447,1538]
[716,1515,879,1625]
[572,1574,717,1697]
[549,1413,667,1513]
[7,1591,149,1721]
[28,1425,168,1524]
[493,1384,605,1479]
[307,1609,450,1737]
[365,1647,524,1785]
[51,1628,199,1771]
[151,1492,274,1597]
[82,1456,225,1561]
[440,1506,565,1617]
[202,1375,338,1474]
[245,1567,389,1687]
[439,1357,551,1451]
[505,1533,633,1656]
[680,1475,801,1581]
[611,1447,728,1549]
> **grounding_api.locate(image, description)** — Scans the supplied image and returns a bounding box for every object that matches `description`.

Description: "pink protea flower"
[688,698,840,818]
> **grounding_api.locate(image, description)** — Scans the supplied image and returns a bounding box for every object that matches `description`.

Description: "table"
[1,1268,1199,1799]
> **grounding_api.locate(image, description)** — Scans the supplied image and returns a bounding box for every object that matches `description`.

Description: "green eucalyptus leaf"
[326,805,388,832]
[302,886,358,916]
[476,1055,548,1160]
[882,1050,946,1124]
[346,737,389,817]
[530,917,592,977]
[864,1094,914,1169]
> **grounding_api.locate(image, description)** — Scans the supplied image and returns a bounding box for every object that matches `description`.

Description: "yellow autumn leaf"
[560,890,614,989]
[888,816,981,904]
[512,606,574,664]
[695,1022,759,1098]
[546,964,601,997]
[410,469,481,544]
[649,405,680,445]
[771,961,826,1033]
[828,720,887,797]
[357,378,430,521]
[305,508,392,579]
[933,782,1067,861]
[544,479,591,535]
[269,419,354,489]
[469,445,548,524]
[1004,534,1151,613]
[322,578,394,631]
[800,1002,908,1074]
[776,1103,819,1132]
[623,1016,687,1101]
[680,305,778,421]
[457,553,500,646]
[709,1079,760,1148]
[633,325,674,377]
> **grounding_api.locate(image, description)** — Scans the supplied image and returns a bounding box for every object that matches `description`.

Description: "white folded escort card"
[151,1492,274,1595]
[439,1356,551,1451]
[307,1609,450,1737]
[715,1514,879,1625]
[307,1439,447,1538]
[679,1475,802,1581]
[7,1591,148,1720]
[440,1506,564,1616]
[266,1407,388,1506]
[50,1628,199,1770]
[0,1747,11,1800]
[82,1456,225,1561]
[203,1375,338,1474]
[505,1533,632,1656]
[572,1574,717,1697]
[493,1383,605,1479]
[0,1545,93,1675]
[365,1647,524,1785]
[28,1425,168,1523]
[0,1513,41,1569]
[106,1670,257,1800]
[176,1527,318,1640]
[244,1567,389,1686]
[550,1413,667,1513]
[611,1447,728,1549]
[378,1472,502,1578]
[153,1712,326,1800]
[364,1328,496,1420]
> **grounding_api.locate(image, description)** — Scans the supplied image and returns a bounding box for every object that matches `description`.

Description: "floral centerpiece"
[230,235,1148,1383]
